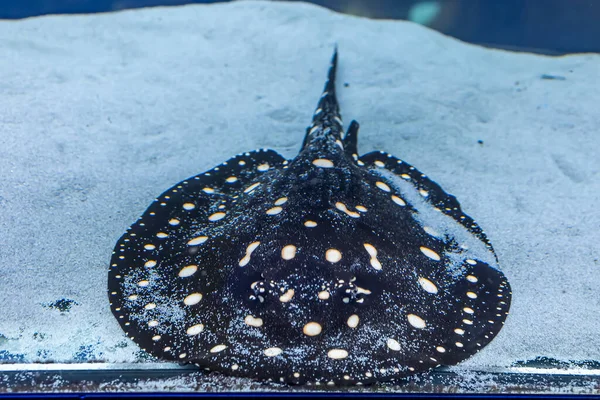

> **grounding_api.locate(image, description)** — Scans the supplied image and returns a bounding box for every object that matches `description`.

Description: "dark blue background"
[0,0,598,54]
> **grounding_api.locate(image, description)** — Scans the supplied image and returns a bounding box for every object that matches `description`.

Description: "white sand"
[0,0,599,385]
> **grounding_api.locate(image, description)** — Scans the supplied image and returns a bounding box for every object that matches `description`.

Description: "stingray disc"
[108,49,511,385]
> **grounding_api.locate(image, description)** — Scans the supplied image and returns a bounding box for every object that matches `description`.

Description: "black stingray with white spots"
[108,50,511,385]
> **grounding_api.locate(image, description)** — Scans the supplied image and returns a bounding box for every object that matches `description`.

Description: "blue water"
[1,0,599,54]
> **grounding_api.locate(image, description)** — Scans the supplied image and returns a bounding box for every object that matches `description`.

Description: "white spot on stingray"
[387,339,401,351]
[144,260,157,268]
[356,286,371,295]
[179,353,186,359]
[231,364,239,370]
[423,226,440,237]
[335,140,344,150]
[168,218,180,226]
[363,243,382,270]
[375,160,385,167]
[419,189,429,198]
[279,289,295,303]
[188,236,208,246]
[144,244,155,250]
[376,181,391,192]
[152,335,161,341]
[156,232,168,238]
[244,315,263,327]
[436,346,446,353]
[178,265,198,277]
[304,220,317,227]
[239,241,260,267]
[318,290,330,300]
[325,248,342,263]
[184,293,203,305]
[463,319,474,325]
[466,275,478,283]
[420,246,441,261]
[183,202,196,210]
[244,182,261,193]
[186,324,204,336]
[226,176,238,183]
[466,259,477,265]
[148,320,159,327]
[202,187,215,194]
[464,307,474,314]
[266,206,282,215]
[455,328,465,335]
[418,277,438,294]
[312,159,334,168]
[347,314,359,328]
[274,197,288,205]
[327,349,348,360]
[238,160,246,166]
[257,163,270,172]
[335,202,360,218]
[355,205,367,212]
[281,245,297,260]
[407,314,426,329]
[303,322,322,336]
[138,280,149,287]
[401,174,411,180]
[127,295,138,301]
[208,212,226,221]
[210,345,227,353]
[466,291,478,299]
[264,347,283,357]
[456,342,464,348]
[144,303,156,310]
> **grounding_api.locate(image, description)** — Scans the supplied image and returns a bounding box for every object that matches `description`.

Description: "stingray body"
[108,50,511,385]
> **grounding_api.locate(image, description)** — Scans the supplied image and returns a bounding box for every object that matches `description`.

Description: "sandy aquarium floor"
[0,0,599,394]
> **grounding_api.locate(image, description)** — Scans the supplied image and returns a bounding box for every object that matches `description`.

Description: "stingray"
[108,49,511,385]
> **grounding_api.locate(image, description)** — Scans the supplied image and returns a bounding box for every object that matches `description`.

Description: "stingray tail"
[301,47,344,150]
[313,46,340,124]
